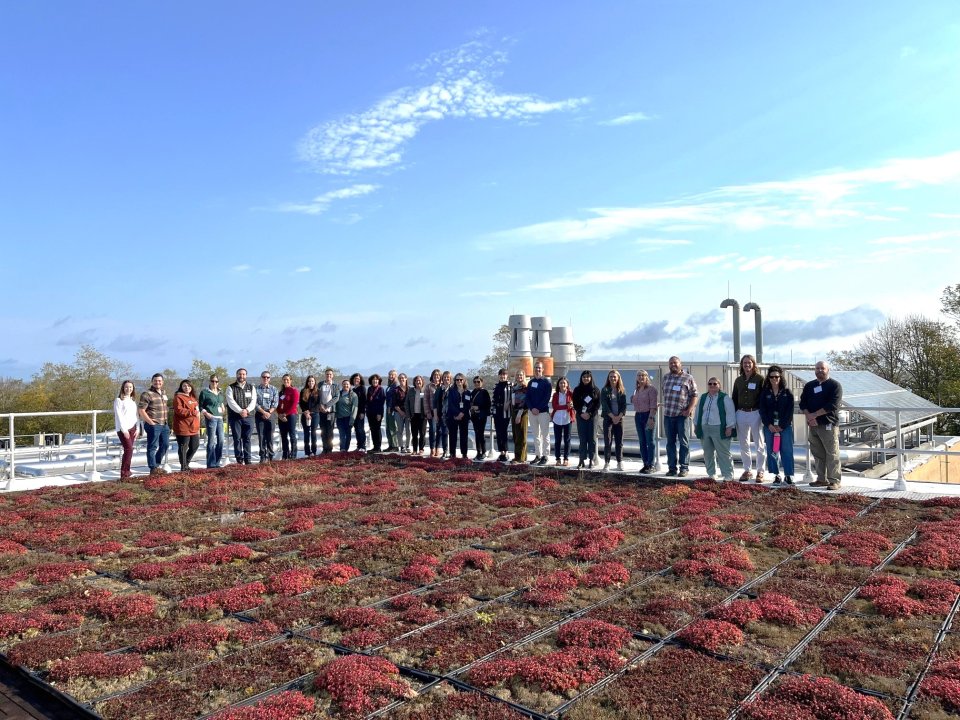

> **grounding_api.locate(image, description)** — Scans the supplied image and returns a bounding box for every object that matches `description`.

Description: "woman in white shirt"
[114,380,139,480]
[550,377,574,466]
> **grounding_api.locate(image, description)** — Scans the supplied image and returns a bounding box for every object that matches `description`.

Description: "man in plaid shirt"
[661,356,698,477]
[255,371,279,463]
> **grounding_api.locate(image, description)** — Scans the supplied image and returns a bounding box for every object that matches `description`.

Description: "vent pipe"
[720,298,741,361]
[744,302,762,363]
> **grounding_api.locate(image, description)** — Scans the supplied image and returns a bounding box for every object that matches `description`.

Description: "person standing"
[601,369,627,472]
[551,377,573,466]
[366,374,385,452]
[446,373,470,459]
[350,373,367,452]
[631,370,658,474]
[469,375,491,461]
[384,369,400,452]
[492,368,512,462]
[661,356,698,478]
[394,373,411,453]
[732,354,767,482]
[759,365,795,485]
[173,380,200,472]
[114,380,139,480]
[525,361,553,466]
[299,375,320,457]
[226,368,257,465]
[572,370,600,469]
[335,379,358,452]
[199,375,225,468]
[511,370,529,463]
[277,374,300,460]
[799,360,843,490]
[137,373,169,475]
[317,369,339,454]
[426,369,442,457]
[255,371,279,463]
[406,375,429,455]
[694,376,736,482]
[434,371,452,458]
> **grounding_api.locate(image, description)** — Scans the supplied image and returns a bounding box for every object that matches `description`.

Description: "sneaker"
[577,461,585,469]
[826,482,841,491]
[756,471,765,482]
[785,476,794,485]
[754,475,764,484]
[706,476,716,482]
[665,469,678,477]
[498,453,507,462]
[616,462,624,472]
[602,461,609,471]
[809,479,830,487]
[773,475,782,485]
[563,459,569,466]
[537,457,548,466]
[739,470,753,482]
[678,469,689,478]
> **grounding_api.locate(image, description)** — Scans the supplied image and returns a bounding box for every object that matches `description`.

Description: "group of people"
[112,356,844,489]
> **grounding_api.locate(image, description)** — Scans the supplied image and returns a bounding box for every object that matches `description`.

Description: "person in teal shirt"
[198,374,225,468]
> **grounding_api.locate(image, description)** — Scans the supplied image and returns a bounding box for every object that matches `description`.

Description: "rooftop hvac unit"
[35,433,62,447]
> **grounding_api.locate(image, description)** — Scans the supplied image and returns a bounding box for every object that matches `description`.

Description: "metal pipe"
[5,414,13,491]
[744,302,763,363]
[720,298,741,361]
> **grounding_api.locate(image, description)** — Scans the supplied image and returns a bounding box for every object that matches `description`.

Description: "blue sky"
[2,2,959,380]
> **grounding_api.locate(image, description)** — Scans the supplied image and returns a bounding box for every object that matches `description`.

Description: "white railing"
[2,409,110,490]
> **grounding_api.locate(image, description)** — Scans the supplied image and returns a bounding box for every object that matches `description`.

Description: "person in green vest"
[694,376,736,482]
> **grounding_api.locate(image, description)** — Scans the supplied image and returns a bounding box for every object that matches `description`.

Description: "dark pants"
[229,414,254,464]
[471,414,488,456]
[144,423,169,470]
[435,416,448,455]
[494,414,510,453]
[447,417,469,458]
[255,416,275,461]
[353,416,366,451]
[576,416,595,464]
[278,415,297,459]
[553,423,570,461]
[176,434,199,471]
[301,412,318,456]
[336,416,353,451]
[117,428,137,478]
[319,412,334,453]
[411,414,426,452]
[428,417,437,449]
[367,412,383,451]
[635,411,655,467]
[603,417,624,462]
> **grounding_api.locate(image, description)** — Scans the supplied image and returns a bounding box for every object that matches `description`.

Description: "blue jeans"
[634,411,655,467]
[144,423,169,470]
[229,414,254,464]
[664,415,690,472]
[576,416,596,463]
[205,417,224,468]
[353,416,366,451]
[435,416,449,454]
[763,425,795,476]
[337,416,353,451]
[428,417,436,449]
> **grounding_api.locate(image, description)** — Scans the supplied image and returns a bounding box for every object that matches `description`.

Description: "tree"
[942,283,960,326]
[827,318,907,385]
[190,358,229,386]
[283,357,340,386]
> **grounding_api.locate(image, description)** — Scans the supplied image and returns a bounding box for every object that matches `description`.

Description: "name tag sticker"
[747,382,756,390]
[673,385,682,392]
[813,386,822,394]
[530,381,538,388]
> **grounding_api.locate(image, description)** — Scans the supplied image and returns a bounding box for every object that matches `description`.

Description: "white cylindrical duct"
[531,316,553,358]
[553,345,576,362]
[550,326,573,344]
[508,314,532,357]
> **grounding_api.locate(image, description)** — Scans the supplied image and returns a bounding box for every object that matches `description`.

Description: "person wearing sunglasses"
[759,365,795,485]
[694,376,736,482]
[469,376,491,461]
[255,371,278,463]
[446,373,471,459]
[199,374,225,468]
[572,370,600,469]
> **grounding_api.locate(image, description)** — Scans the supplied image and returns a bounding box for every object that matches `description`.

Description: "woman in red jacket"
[551,376,574,466]
[173,380,200,472]
[277,374,300,460]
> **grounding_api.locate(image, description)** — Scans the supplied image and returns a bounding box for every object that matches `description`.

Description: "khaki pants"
[808,423,841,483]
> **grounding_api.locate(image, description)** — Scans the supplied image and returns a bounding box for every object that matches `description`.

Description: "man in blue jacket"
[525,361,553,466]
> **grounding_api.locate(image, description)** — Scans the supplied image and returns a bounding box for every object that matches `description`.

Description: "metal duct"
[720,298,741,361]
[744,302,762,363]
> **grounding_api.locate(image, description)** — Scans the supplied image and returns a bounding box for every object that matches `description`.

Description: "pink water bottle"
[773,432,781,454]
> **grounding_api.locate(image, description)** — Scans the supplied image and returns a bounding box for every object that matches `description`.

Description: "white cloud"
[870,230,960,245]
[600,111,652,126]
[530,269,693,290]
[294,266,311,273]
[277,183,379,216]
[298,39,588,174]
[459,289,510,297]
[482,150,960,247]
[231,264,251,272]
[634,238,692,246]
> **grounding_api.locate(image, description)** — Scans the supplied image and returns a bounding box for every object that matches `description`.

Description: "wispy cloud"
[459,289,510,297]
[277,184,380,215]
[298,37,588,174]
[104,334,167,353]
[602,321,695,349]
[294,266,312,273]
[635,238,692,246]
[483,150,960,246]
[719,305,885,345]
[56,330,98,346]
[600,111,652,126]
[530,269,693,290]
[231,264,251,272]
[869,230,960,245]
[404,336,429,348]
